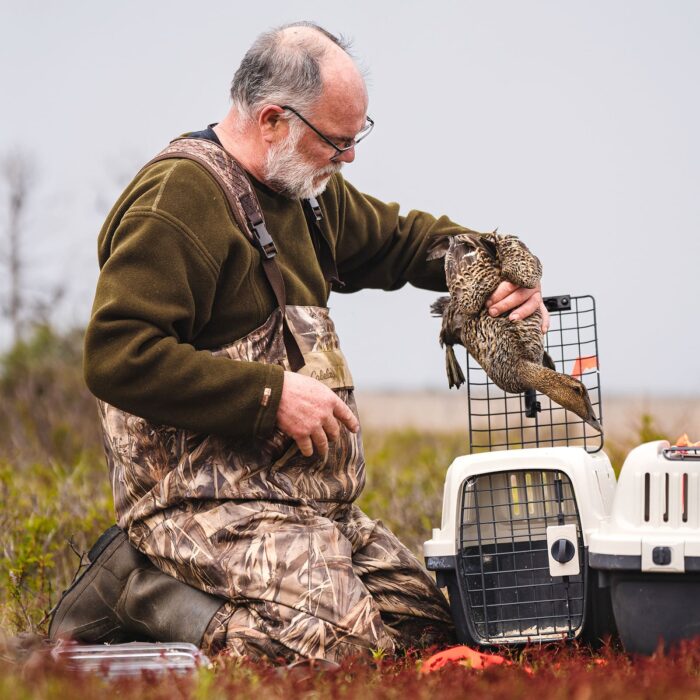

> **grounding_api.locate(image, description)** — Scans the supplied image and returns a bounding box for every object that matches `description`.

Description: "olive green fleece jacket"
[84,157,469,440]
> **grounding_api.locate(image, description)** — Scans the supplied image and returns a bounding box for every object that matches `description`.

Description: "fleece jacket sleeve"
[328,174,481,293]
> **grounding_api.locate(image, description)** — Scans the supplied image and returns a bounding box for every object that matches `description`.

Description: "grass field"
[1,325,698,698]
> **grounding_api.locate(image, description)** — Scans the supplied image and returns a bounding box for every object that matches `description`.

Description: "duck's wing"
[448,235,501,315]
[471,232,499,261]
[426,235,452,261]
[496,235,542,289]
[426,231,495,261]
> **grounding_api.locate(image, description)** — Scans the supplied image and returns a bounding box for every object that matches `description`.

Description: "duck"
[428,232,602,432]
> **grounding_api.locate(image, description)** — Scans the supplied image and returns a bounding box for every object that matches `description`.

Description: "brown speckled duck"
[429,232,602,432]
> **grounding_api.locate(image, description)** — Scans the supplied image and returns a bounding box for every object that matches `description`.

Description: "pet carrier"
[589,440,700,654]
[424,294,617,646]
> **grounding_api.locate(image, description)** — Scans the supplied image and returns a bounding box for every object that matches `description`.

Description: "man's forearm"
[84,319,284,440]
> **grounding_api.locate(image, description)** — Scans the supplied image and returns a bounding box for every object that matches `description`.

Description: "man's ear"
[258,105,287,143]
[426,235,451,261]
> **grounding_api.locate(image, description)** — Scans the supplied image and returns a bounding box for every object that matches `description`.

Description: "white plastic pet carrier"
[425,447,616,645]
[425,295,618,645]
[589,440,700,653]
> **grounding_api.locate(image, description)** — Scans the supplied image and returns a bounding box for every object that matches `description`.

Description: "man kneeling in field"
[50,21,545,662]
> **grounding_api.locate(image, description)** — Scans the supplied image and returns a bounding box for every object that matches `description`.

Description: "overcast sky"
[1,1,699,396]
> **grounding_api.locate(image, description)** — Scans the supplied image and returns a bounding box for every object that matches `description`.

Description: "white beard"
[264,127,343,200]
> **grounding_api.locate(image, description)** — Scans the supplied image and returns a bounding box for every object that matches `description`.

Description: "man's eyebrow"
[329,132,354,143]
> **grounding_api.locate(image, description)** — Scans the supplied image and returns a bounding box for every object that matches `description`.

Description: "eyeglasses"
[281,105,374,161]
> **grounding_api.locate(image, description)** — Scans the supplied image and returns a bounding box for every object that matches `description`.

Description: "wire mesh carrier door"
[458,468,586,644]
[466,294,603,454]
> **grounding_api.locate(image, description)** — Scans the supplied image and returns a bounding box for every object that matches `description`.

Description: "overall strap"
[141,137,305,372]
[301,196,343,289]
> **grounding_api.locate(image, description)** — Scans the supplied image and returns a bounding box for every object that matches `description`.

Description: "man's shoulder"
[104,155,247,265]
[135,156,227,204]
[120,155,237,231]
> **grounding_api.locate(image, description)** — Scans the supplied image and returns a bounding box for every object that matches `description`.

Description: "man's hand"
[486,281,550,333]
[276,371,360,459]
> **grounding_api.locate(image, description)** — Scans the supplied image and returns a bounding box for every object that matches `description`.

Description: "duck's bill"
[584,415,603,433]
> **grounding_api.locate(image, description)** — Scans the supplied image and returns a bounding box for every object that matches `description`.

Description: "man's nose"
[336,146,356,164]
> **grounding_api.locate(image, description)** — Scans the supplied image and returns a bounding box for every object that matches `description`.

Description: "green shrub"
[358,429,467,557]
[0,457,113,633]
[0,323,101,468]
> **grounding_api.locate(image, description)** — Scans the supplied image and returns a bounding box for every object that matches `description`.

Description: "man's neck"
[213,118,268,184]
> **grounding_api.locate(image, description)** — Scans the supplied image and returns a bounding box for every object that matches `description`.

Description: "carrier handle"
[663,446,700,461]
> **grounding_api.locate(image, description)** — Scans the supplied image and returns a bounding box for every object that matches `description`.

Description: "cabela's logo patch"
[311,368,338,381]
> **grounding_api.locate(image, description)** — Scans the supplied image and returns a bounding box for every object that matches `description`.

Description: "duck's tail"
[430,296,450,317]
[519,361,602,432]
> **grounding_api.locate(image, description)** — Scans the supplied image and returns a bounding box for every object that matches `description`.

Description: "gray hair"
[231,22,352,121]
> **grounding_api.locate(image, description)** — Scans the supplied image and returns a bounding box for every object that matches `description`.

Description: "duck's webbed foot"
[445,344,466,389]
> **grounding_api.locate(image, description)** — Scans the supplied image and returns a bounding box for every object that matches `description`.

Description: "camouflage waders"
[100,305,453,660]
[99,276,452,660]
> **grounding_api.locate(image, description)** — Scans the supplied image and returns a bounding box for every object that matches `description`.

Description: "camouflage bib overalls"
[98,139,453,662]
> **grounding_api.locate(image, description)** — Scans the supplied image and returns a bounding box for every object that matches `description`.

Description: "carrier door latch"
[546,524,580,577]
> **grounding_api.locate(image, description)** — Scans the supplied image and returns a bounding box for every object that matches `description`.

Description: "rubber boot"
[49,525,225,647]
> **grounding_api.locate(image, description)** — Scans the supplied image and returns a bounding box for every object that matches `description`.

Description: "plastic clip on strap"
[240,193,277,259]
[307,196,323,223]
[250,216,276,259]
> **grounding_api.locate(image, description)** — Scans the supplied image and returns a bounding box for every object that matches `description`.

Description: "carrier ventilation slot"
[644,473,650,522]
[642,471,691,525]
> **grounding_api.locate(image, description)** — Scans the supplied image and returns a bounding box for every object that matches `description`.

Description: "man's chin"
[311,164,343,196]
[306,175,334,198]
[266,164,342,200]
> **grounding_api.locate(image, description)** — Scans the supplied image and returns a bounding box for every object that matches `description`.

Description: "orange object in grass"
[421,645,532,674]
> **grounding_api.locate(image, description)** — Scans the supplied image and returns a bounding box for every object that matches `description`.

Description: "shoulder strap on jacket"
[141,137,305,372]
[302,197,343,289]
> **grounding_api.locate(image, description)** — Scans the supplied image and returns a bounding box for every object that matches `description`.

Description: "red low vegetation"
[3,638,700,700]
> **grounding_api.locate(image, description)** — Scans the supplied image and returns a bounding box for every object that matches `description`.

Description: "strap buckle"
[306,196,323,223]
[240,192,277,259]
[249,215,277,259]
